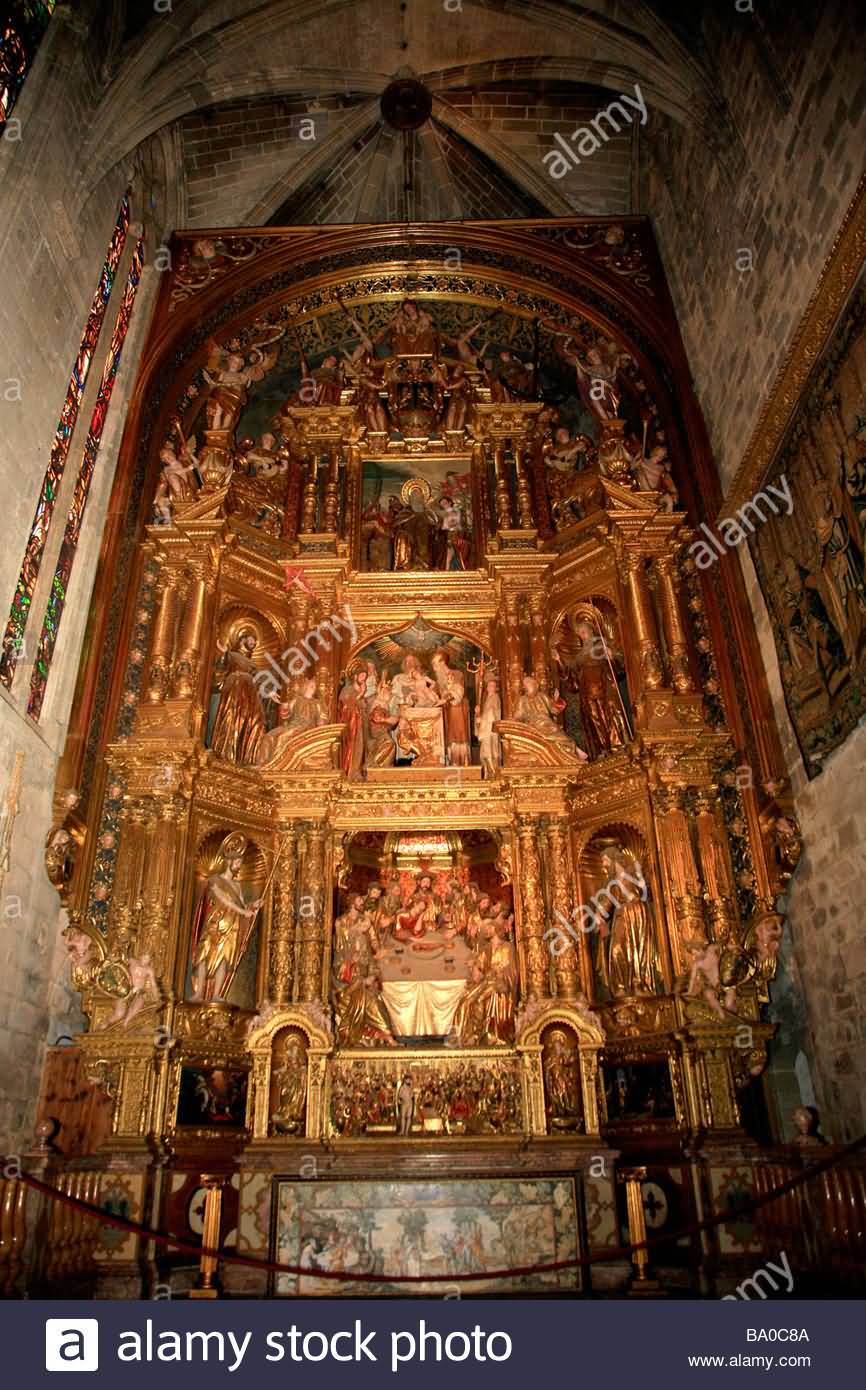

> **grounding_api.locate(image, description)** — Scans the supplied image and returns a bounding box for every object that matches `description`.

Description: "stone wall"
[0,4,154,1152]
[741,544,866,1143]
[643,0,866,489]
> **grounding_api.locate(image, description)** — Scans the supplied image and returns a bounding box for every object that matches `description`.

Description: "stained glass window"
[0,1,56,130]
[27,236,145,722]
[0,192,130,688]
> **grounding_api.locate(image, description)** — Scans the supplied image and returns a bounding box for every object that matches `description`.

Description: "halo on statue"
[400,477,432,506]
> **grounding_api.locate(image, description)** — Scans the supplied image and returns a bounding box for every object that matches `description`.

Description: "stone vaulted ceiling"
[81,0,722,234]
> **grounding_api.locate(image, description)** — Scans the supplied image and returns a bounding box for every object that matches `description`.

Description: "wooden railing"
[753,1147,866,1288]
[0,1177,26,1297]
[0,1164,104,1298]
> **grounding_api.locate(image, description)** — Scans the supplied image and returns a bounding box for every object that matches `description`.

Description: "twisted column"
[517,816,551,1000]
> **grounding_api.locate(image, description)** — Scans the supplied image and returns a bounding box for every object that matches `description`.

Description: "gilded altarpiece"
[43,217,800,1296]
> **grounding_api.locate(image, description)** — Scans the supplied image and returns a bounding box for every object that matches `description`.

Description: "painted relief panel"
[750,271,866,776]
[272,1177,581,1295]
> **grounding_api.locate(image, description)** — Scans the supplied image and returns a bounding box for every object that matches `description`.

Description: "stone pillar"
[545,818,583,999]
[623,552,664,692]
[269,828,298,1005]
[170,563,208,699]
[144,574,178,703]
[527,591,549,692]
[517,816,551,1000]
[654,552,696,693]
[297,822,326,1003]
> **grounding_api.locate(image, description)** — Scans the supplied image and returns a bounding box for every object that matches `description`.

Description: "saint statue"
[543,1029,582,1128]
[477,676,502,777]
[270,1034,308,1135]
[572,620,629,757]
[596,850,660,998]
[211,628,266,765]
[514,675,588,760]
[189,832,262,1003]
[257,677,327,764]
[391,479,439,571]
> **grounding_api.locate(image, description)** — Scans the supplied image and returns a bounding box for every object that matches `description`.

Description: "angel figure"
[684,939,727,1018]
[551,330,629,422]
[189,832,263,1003]
[103,952,161,1029]
[629,438,679,510]
[449,319,489,367]
[547,426,595,471]
[203,329,282,433]
[159,434,199,500]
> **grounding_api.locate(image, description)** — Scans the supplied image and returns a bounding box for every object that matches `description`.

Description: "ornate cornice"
[722,171,866,517]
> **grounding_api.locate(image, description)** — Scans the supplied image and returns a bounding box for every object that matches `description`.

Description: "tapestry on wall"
[750,270,866,778]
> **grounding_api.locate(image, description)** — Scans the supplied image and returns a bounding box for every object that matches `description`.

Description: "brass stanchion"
[189,1175,224,1299]
[618,1166,666,1296]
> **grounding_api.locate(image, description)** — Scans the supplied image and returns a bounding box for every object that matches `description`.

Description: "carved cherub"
[102,952,162,1030]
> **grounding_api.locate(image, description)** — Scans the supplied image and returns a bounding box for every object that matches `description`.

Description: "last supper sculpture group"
[43,219,802,1296]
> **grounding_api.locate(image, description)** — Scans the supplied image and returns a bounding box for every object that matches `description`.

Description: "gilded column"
[300,457,319,533]
[269,827,298,1005]
[322,447,340,534]
[139,799,185,969]
[653,786,706,974]
[288,586,313,692]
[502,592,523,715]
[517,815,551,1000]
[144,573,178,703]
[545,818,582,999]
[527,591,549,692]
[514,445,534,529]
[297,822,326,1003]
[493,444,513,532]
[623,551,664,692]
[654,552,696,693]
[170,562,208,699]
[694,790,738,943]
[107,798,149,945]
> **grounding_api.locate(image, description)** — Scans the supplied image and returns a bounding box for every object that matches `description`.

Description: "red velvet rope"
[17,1132,865,1285]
